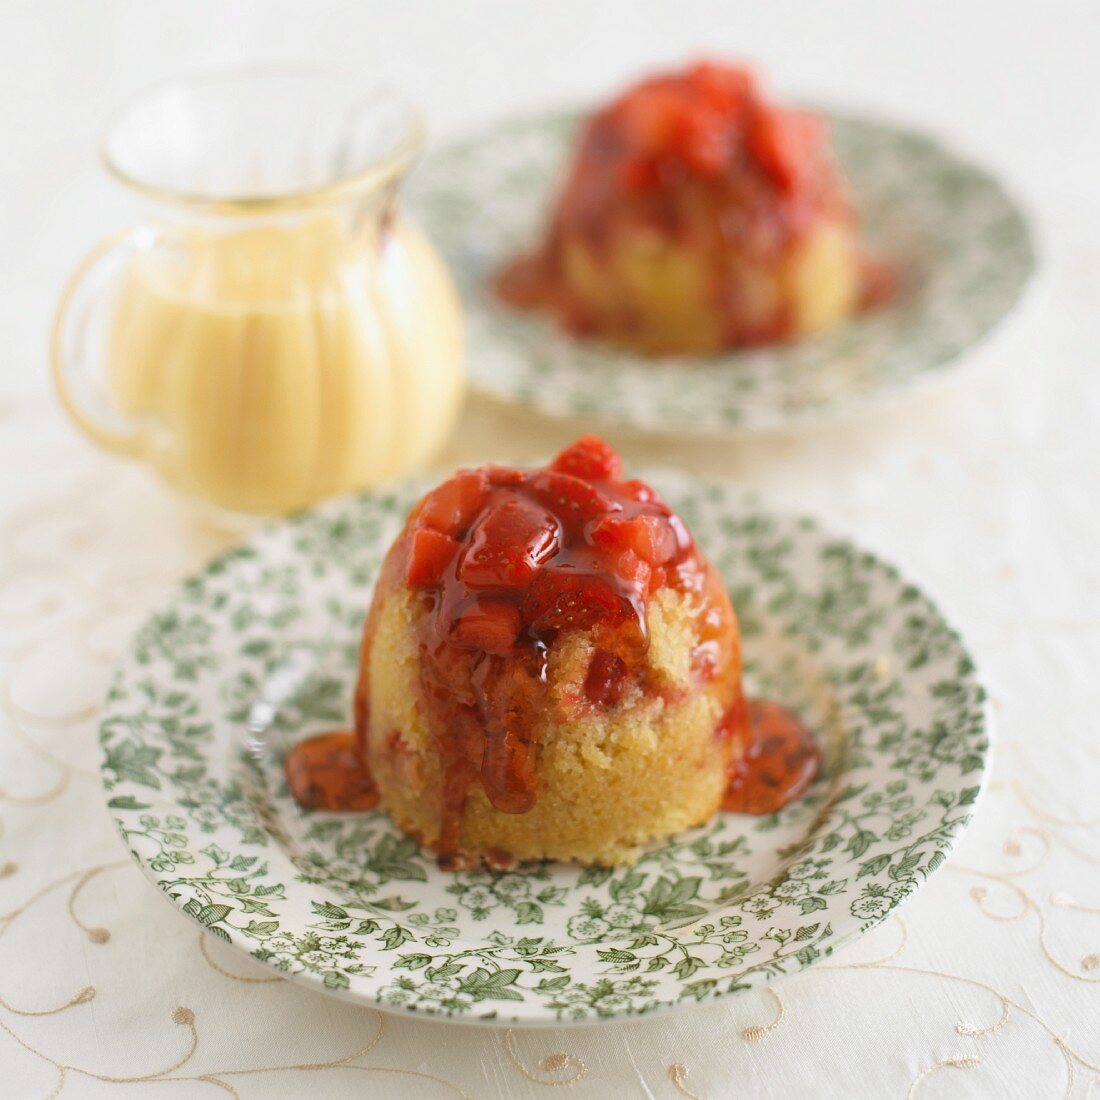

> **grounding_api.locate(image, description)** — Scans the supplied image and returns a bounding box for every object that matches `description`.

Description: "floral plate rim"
[99,477,992,1027]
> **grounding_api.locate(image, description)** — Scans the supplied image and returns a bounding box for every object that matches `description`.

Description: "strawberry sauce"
[723,699,821,814]
[284,730,378,812]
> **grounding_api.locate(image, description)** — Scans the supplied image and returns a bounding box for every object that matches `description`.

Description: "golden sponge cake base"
[364,586,737,866]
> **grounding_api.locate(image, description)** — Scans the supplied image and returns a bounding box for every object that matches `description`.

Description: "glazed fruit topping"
[458,496,560,588]
[549,435,624,481]
[589,513,677,567]
[406,526,460,587]
[416,470,489,536]
[528,470,623,529]
[451,598,523,655]
[588,61,827,196]
[747,109,824,195]
[524,567,633,635]
[619,478,659,504]
[402,436,700,656]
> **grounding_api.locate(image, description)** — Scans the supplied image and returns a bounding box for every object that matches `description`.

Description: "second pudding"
[497,60,890,354]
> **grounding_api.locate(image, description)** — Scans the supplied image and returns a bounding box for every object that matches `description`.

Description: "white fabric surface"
[2,3,1098,1097]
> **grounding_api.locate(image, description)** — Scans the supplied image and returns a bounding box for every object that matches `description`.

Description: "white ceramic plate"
[101,475,990,1025]
[410,109,1035,433]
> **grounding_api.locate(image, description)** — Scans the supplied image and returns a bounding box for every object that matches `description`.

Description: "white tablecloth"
[2,3,1098,1097]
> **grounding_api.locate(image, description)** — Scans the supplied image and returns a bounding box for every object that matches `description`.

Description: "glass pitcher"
[52,68,466,515]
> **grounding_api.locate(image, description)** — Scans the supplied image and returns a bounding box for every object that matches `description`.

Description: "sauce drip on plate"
[284,731,378,812]
[723,699,821,814]
[285,698,820,819]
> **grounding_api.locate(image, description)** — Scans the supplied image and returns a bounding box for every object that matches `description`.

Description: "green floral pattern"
[100,477,989,1023]
[410,110,1035,433]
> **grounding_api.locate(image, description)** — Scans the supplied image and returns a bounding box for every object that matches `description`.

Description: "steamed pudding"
[283,437,822,868]
[497,61,889,354]
[355,436,747,867]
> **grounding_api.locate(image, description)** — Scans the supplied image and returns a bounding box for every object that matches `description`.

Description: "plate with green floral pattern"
[410,109,1034,433]
[100,475,989,1025]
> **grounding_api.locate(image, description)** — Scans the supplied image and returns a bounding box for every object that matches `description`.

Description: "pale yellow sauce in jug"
[106,216,465,514]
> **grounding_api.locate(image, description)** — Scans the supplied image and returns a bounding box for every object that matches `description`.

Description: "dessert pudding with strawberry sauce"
[496,61,892,355]
[284,436,819,868]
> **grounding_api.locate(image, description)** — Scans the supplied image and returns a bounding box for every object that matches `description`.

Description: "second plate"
[411,108,1034,433]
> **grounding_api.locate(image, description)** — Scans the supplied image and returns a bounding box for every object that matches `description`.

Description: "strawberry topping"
[406,526,460,587]
[401,437,697,653]
[416,470,490,536]
[585,60,830,195]
[451,598,523,655]
[458,496,560,589]
[549,434,625,481]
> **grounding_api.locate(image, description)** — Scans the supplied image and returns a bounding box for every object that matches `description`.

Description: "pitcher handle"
[51,226,169,459]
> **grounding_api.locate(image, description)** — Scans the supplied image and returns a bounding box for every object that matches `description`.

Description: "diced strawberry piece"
[588,513,636,553]
[550,435,624,481]
[529,471,622,531]
[748,109,822,193]
[612,548,653,593]
[415,470,489,535]
[619,478,660,504]
[584,649,628,707]
[458,497,560,589]
[525,570,627,634]
[451,599,522,655]
[589,514,677,567]
[673,107,733,177]
[405,526,460,587]
[484,464,526,489]
[687,62,753,117]
[619,84,685,156]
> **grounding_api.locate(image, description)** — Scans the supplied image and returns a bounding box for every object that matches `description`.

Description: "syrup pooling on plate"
[723,699,821,814]
[283,698,819,823]
[283,683,820,823]
[283,731,378,812]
